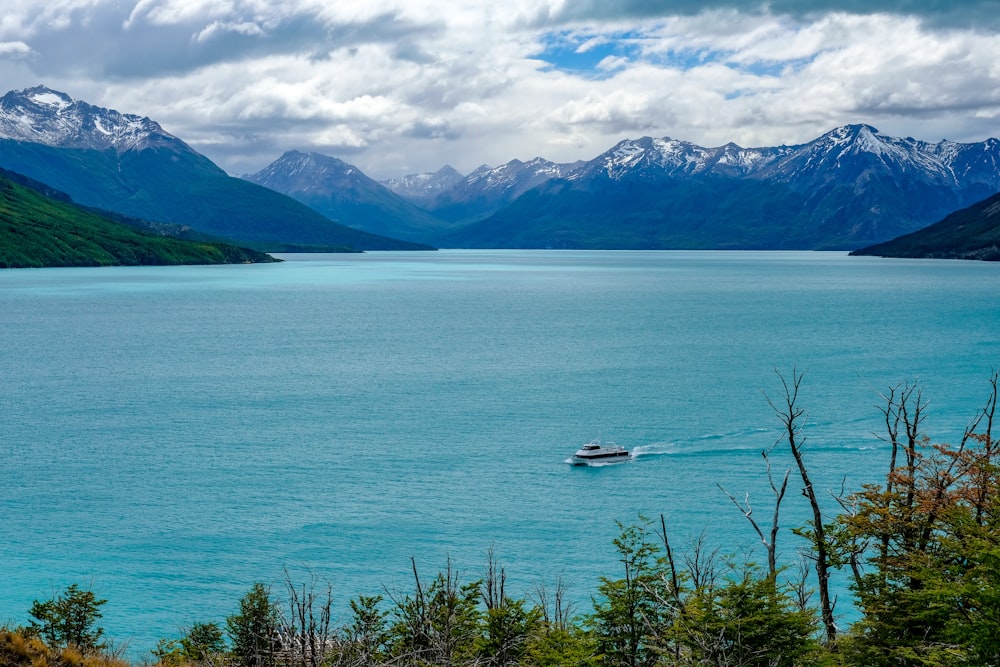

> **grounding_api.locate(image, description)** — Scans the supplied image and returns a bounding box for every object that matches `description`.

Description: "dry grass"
[0,629,130,667]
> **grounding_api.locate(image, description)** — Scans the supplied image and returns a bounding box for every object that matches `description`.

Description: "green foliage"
[388,560,482,665]
[832,376,1000,666]
[27,584,108,651]
[0,173,276,268]
[335,594,392,665]
[181,622,226,662]
[151,622,225,666]
[226,583,280,667]
[589,518,669,667]
[522,624,599,667]
[475,597,541,666]
[150,639,186,666]
[668,566,819,667]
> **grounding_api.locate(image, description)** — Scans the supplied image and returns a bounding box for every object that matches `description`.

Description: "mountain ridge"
[244,150,455,244]
[0,86,432,252]
[380,165,464,206]
[382,123,1000,249]
[4,84,1000,253]
[0,85,201,156]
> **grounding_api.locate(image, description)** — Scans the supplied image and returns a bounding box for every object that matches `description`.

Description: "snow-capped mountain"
[464,157,579,192]
[245,150,453,243]
[433,125,1000,249]
[576,124,1000,193]
[381,165,464,206]
[421,157,585,223]
[269,123,1000,250]
[753,124,998,192]
[4,83,997,251]
[0,86,428,251]
[0,85,191,154]
[573,136,785,181]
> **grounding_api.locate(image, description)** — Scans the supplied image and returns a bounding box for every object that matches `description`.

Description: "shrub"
[27,584,108,651]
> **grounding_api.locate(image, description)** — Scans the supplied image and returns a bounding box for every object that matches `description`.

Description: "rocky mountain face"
[380,165,464,207]
[0,85,189,154]
[422,158,586,224]
[0,86,429,251]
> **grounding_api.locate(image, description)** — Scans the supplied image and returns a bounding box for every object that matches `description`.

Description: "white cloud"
[1,0,999,179]
[597,55,630,72]
[194,21,266,43]
[0,40,32,57]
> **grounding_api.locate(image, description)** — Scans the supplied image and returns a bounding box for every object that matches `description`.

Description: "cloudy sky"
[1,0,999,179]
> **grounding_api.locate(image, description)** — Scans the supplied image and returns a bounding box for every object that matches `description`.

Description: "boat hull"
[571,450,631,466]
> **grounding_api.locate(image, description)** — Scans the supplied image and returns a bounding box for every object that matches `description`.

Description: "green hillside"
[0,173,277,268]
[851,190,1000,260]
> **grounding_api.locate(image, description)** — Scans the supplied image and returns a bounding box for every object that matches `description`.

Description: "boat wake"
[630,441,684,460]
[566,430,788,467]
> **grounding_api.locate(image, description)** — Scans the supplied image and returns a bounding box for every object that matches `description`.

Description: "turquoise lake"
[2,250,1000,654]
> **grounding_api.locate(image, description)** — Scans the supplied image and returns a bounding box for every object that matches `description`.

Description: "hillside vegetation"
[852,189,1000,260]
[0,173,277,268]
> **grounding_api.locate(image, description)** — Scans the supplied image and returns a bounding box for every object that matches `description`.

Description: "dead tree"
[718,447,790,581]
[281,570,334,667]
[532,577,574,633]
[766,368,836,643]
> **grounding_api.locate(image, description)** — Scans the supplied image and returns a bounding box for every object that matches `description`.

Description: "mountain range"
[2,85,1000,257]
[250,124,1000,250]
[0,86,430,252]
[418,126,1000,249]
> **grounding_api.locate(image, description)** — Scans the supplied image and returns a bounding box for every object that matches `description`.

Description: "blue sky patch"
[536,30,746,78]
[536,30,645,78]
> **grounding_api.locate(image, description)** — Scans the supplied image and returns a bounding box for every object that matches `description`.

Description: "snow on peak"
[27,87,72,110]
[613,142,644,160]
[0,85,188,154]
[852,125,892,155]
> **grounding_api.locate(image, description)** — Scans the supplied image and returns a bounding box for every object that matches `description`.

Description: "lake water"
[2,250,1000,655]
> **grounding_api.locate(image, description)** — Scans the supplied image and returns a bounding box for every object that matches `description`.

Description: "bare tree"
[718,447,790,580]
[966,370,997,525]
[386,557,479,666]
[766,368,836,643]
[532,577,574,633]
[481,546,506,612]
[680,532,720,593]
[876,381,927,522]
[281,570,335,667]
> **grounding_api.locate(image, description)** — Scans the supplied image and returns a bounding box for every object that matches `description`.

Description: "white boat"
[571,439,630,465]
